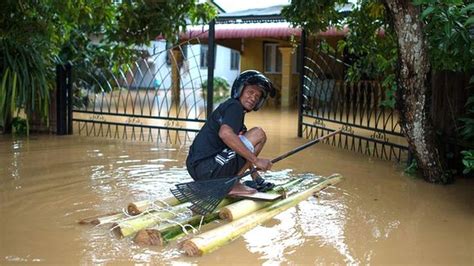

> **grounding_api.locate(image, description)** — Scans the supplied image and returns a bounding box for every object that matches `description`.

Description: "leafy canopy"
[0,0,216,131]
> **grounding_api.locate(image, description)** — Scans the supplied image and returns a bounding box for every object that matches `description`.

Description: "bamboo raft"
[79,173,343,256]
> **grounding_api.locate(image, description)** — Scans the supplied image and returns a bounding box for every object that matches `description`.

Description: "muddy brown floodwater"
[0,109,472,265]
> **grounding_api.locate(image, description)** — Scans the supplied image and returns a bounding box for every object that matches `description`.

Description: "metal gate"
[71,35,213,145]
[298,32,408,161]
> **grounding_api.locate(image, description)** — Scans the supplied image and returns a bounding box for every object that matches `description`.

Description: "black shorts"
[187,148,246,181]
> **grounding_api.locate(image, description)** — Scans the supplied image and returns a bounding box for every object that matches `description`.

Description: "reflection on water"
[299,188,359,264]
[0,109,473,265]
[245,208,304,264]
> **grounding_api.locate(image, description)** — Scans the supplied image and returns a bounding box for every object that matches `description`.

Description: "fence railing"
[70,37,211,144]
[299,31,408,161]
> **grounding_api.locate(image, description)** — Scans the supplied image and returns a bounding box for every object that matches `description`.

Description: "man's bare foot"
[228,182,257,195]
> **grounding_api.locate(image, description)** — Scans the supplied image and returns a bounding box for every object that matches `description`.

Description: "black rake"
[171,130,342,215]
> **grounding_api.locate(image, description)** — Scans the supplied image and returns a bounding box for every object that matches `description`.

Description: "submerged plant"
[404,158,419,177]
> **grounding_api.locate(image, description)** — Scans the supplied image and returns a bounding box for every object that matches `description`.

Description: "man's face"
[239,85,263,111]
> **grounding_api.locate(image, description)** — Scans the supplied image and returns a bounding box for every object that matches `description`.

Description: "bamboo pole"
[133,198,235,246]
[112,205,191,238]
[121,196,240,240]
[127,196,182,215]
[79,195,181,225]
[133,211,220,246]
[182,174,343,256]
[220,177,308,221]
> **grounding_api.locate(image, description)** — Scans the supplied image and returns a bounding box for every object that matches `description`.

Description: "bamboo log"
[220,178,307,221]
[120,197,238,240]
[79,195,181,225]
[159,213,220,243]
[182,174,343,256]
[81,177,302,225]
[133,198,234,246]
[132,178,304,245]
[127,196,181,215]
[132,178,305,246]
[133,212,220,246]
[113,205,191,238]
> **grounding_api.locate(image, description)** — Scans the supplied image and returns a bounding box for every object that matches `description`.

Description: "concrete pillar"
[278,47,294,108]
[171,49,182,105]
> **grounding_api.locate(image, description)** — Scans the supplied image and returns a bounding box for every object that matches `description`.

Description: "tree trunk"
[383,1,452,183]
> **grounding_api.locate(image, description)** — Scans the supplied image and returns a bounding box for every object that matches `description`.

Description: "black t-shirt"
[187,98,246,165]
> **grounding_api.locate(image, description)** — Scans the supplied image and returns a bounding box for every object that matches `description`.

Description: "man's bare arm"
[218,124,272,171]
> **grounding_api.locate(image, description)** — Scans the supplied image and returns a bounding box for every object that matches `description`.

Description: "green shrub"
[12,117,28,136]
[461,150,474,174]
[201,77,230,104]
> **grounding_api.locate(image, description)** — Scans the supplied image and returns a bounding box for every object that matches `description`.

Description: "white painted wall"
[130,40,240,91]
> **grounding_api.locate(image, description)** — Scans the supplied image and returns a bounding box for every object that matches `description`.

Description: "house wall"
[128,35,345,108]
[240,38,301,107]
[241,39,264,72]
[129,40,239,91]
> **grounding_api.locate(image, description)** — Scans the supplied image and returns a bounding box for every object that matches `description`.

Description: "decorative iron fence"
[71,37,212,144]
[298,32,408,161]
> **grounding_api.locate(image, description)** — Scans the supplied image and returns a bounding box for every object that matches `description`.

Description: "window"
[264,43,282,73]
[200,45,208,68]
[230,50,240,70]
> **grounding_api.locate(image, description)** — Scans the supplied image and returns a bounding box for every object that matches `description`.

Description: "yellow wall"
[240,38,300,107]
[240,39,264,72]
[241,38,296,72]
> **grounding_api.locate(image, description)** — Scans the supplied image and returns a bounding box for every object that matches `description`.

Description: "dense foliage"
[415,1,473,176]
[283,0,474,178]
[0,0,216,133]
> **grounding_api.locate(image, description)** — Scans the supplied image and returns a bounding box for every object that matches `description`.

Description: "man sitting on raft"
[186,70,276,194]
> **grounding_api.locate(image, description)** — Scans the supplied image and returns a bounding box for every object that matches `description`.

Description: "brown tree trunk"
[383,1,452,183]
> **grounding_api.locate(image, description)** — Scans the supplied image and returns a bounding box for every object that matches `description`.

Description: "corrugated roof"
[175,23,348,41]
[179,23,299,40]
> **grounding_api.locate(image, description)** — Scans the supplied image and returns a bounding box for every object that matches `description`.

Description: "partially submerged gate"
[298,32,408,161]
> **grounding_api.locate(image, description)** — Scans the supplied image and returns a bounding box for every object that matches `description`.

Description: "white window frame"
[264,43,282,74]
